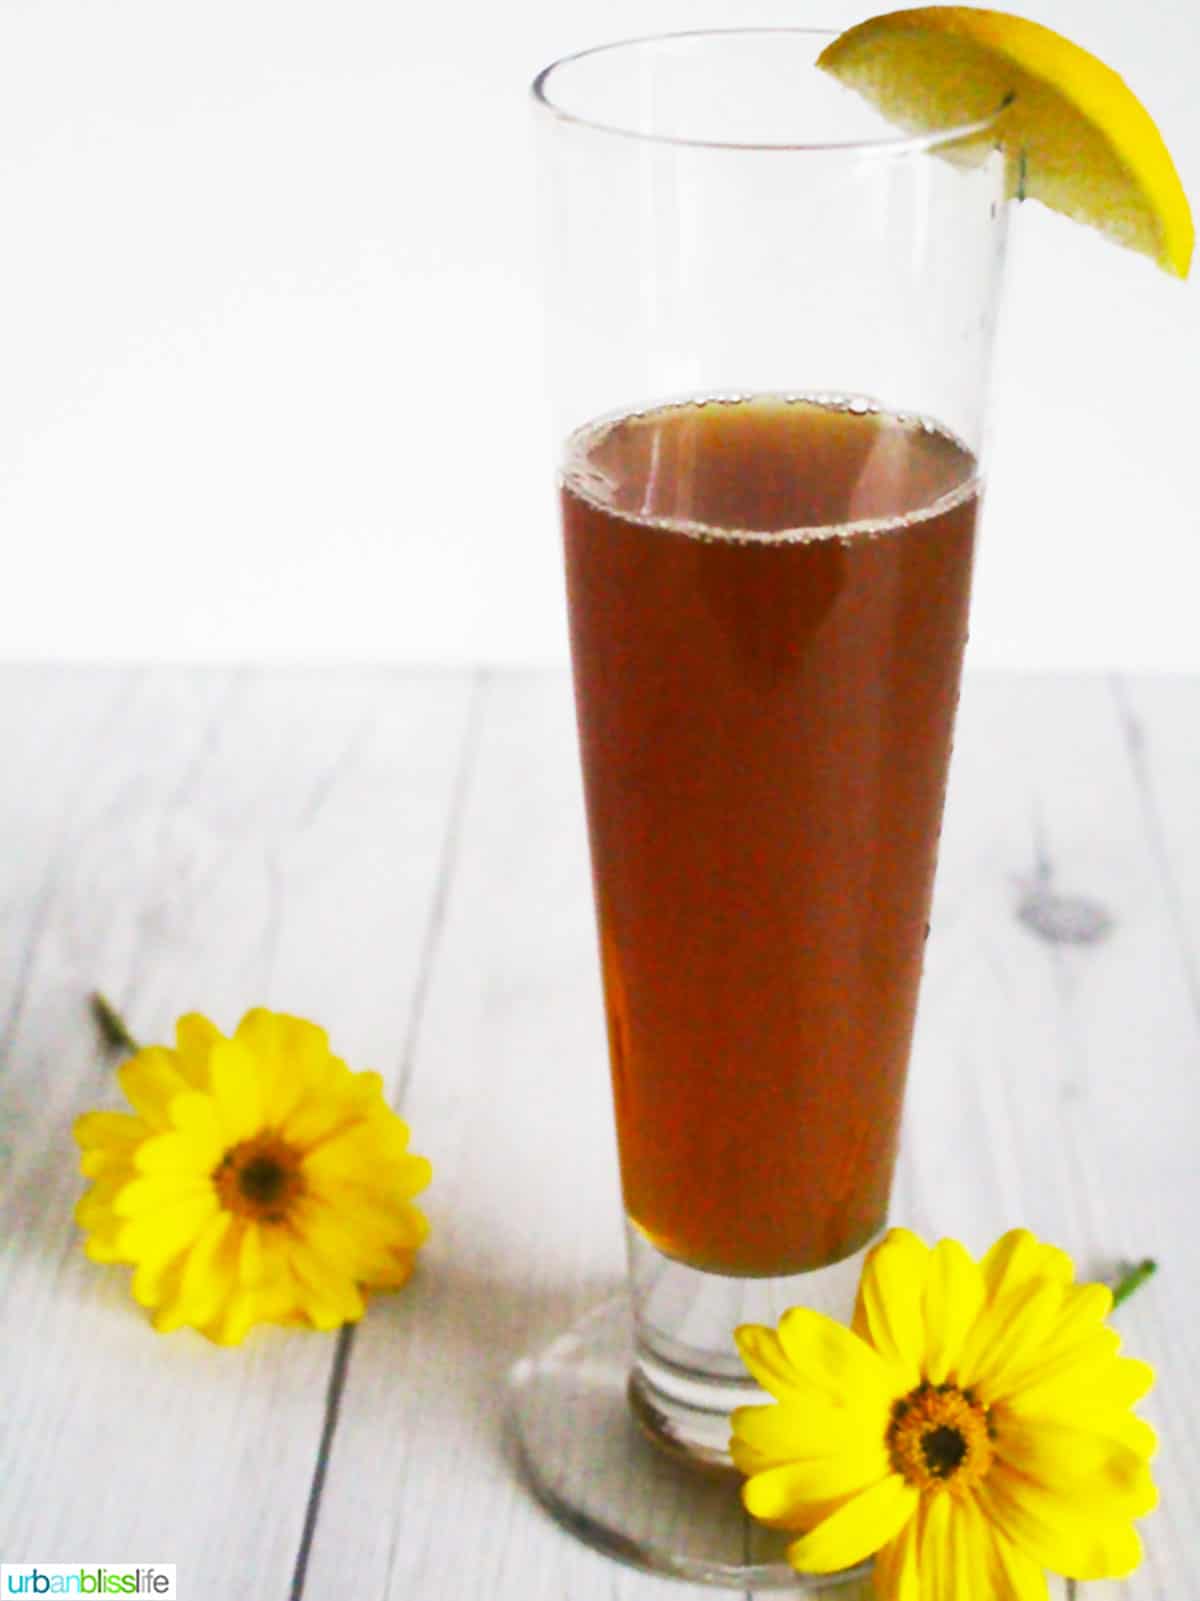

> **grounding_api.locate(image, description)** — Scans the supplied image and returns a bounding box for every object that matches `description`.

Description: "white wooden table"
[1,668,1196,1600]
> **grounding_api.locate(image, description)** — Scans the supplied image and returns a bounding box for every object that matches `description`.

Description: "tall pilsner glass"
[511,30,1009,1588]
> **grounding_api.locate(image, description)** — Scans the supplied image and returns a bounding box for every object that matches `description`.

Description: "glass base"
[507,1295,872,1591]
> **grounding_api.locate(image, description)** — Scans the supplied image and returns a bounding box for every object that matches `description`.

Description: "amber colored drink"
[562,395,978,1278]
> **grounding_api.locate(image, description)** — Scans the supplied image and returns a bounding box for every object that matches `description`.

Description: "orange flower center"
[887,1381,994,1492]
[213,1134,305,1224]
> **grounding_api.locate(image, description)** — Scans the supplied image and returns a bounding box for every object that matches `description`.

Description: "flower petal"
[785,1474,918,1575]
[1000,1391,1156,1458]
[171,1211,238,1327]
[113,1174,214,1217]
[956,1278,1065,1398]
[78,1144,140,1181]
[286,1236,365,1329]
[775,1307,896,1411]
[364,1247,419,1293]
[238,1222,294,1294]
[130,1204,223,1309]
[980,1231,1073,1305]
[234,1009,329,1126]
[116,1189,217,1266]
[978,1519,1049,1601]
[919,1487,984,1599]
[81,1221,127,1262]
[992,1415,1158,1518]
[923,1238,985,1385]
[148,1257,193,1333]
[742,1445,891,1530]
[730,1396,863,1474]
[985,1282,1114,1400]
[1053,1278,1113,1334]
[994,1337,1141,1415]
[173,1013,224,1085]
[235,1008,328,1063]
[736,1324,812,1402]
[299,1191,406,1261]
[291,1189,416,1285]
[975,1463,1144,1580]
[206,1290,261,1346]
[76,1175,131,1235]
[1094,1356,1155,1408]
[871,1503,921,1601]
[302,1175,428,1249]
[208,1039,266,1143]
[74,1110,147,1153]
[166,1090,226,1151]
[852,1229,928,1385]
[132,1250,189,1310]
[118,1048,195,1129]
[134,1128,222,1178]
[301,1120,421,1190]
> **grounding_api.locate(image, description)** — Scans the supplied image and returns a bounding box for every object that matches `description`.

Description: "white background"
[0,0,1195,668]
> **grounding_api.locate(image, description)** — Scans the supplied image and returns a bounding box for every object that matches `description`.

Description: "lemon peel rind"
[818,7,1193,277]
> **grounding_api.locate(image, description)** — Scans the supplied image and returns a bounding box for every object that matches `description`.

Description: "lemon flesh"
[818,7,1193,277]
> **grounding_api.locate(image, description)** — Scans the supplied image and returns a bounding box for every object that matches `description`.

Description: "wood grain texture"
[1,669,1195,1600]
[299,672,639,1601]
[0,667,474,1596]
[905,675,1200,1601]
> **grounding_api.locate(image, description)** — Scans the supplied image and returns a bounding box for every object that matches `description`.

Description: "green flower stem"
[1112,1258,1158,1309]
[90,992,143,1057]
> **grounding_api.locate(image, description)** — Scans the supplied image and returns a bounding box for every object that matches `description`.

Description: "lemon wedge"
[818,7,1193,277]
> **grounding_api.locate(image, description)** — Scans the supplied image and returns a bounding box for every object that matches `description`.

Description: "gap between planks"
[287,668,489,1601]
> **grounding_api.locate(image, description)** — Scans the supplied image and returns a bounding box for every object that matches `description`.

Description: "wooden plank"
[307,671,1196,1601]
[0,668,155,1061]
[307,669,871,1601]
[299,671,646,1601]
[304,672,788,1601]
[1111,676,1200,1026]
[1105,676,1200,1588]
[4,669,1195,1601]
[0,667,474,1598]
[901,673,1200,1601]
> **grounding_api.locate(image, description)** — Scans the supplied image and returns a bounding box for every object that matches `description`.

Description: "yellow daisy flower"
[732,1228,1157,1599]
[74,1009,431,1345]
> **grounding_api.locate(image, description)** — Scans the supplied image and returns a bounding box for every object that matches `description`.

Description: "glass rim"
[531,27,1002,155]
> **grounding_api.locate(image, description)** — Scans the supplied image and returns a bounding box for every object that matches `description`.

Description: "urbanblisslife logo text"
[1,1569,176,1598]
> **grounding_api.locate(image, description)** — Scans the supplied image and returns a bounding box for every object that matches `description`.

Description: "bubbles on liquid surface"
[562,392,979,546]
